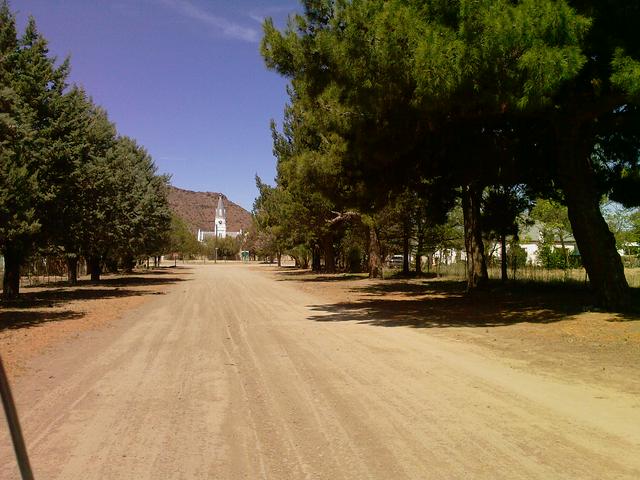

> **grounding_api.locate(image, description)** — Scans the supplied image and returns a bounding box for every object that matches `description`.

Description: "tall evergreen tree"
[262,0,638,309]
[1,8,70,298]
[546,1,640,308]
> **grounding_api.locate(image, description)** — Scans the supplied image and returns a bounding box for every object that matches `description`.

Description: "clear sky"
[12,0,298,211]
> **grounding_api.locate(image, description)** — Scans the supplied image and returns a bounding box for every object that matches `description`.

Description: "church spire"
[215,195,227,238]
[216,195,225,218]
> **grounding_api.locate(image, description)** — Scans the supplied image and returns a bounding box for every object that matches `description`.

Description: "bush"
[204,236,240,259]
[346,245,364,273]
[507,243,527,269]
[537,243,582,269]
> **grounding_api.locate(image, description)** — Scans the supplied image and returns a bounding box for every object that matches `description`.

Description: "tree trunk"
[402,227,410,276]
[122,254,135,274]
[88,256,101,282]
[277,251,282,267]
[462,183,489,290]
[67,255,79,285]
[556,229,569,269]
[323,235,335,273]
[368,226,383,279]
[2,247,21,300]
[558,130,630,310]
[415,236,423,275]
[312,244,321,272]
[500,234,507,283]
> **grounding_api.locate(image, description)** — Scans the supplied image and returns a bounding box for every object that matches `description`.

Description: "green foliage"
[260,0,590,256]
[530,198,573,245]
[507,241,528,270]
[105,136,172,261]
[336,222,368,273]
[258,0,640,307]
[288,243,312,268]
[0,4,65,257]
[203,236,240,259]
[166,214,200,259]
[603,201,638,251]
[611,49,640,100]
[482,186,532,242]
[252,176,295,259]
[529,198,576,269]
[422,204,465,258]
[537,243,581,269]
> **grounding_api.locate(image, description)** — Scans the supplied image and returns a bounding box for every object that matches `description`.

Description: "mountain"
[167,186,253,234]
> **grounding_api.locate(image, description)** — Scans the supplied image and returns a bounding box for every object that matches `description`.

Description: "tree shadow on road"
[355,279,463,296]
[276,270,369,282]
[132,266,194,275]
[3,286,170,309]
[306,279,640,328]
[0,274,187,331]
[20,270,193,290]
[0,310,84,331]
[96,275,188,287]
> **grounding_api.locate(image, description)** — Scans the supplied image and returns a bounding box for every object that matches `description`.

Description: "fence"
[0,255,87,289]
[436,262,640,288]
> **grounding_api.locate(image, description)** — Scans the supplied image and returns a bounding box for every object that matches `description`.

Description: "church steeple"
[214,195,227,237]
[216,195,226,218]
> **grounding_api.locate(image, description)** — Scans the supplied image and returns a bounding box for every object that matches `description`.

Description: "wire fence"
[436,262,640,288]
[2,255,640,289]
[0,255,87,289]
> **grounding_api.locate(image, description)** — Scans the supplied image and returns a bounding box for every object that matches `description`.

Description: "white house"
[517,221,577,265]
[432,248,466,265]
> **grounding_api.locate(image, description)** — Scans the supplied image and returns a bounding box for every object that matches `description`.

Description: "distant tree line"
[253,0,640,310]
[1,2,171,298]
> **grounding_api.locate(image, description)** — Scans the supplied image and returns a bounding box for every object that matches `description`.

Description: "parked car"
[387,254,403,268]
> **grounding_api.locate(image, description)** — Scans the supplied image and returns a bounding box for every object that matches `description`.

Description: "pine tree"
[1,8,70,298]
[262,0,639,309]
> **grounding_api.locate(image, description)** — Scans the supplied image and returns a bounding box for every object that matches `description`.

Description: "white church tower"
[214,195,226,238]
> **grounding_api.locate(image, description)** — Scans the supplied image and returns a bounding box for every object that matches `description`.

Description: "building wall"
[517,242,576,265]
[197,229,242,242]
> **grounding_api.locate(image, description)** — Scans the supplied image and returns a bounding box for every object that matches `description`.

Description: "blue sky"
[12,0,299,210]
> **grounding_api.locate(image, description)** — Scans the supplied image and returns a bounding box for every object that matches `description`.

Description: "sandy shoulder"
[263,266,640,395]
[0,267,192,378]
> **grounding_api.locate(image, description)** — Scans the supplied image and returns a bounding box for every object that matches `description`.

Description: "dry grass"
[435,264,640,288]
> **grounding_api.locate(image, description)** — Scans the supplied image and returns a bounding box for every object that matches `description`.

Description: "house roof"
[519,221,575,244]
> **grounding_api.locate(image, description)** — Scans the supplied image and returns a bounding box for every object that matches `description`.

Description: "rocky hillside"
[167,186,253,234]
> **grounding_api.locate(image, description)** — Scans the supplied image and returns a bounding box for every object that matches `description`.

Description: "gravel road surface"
[1,264,639,479]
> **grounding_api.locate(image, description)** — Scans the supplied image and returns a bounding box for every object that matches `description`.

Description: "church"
[196,195,243,242]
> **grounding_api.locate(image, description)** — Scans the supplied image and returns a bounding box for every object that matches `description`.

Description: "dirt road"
[1,264,639,479]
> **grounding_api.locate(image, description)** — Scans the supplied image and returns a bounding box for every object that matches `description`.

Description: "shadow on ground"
[0,310,85,331]
[0,273,187,331]
[276,268,369,282]
[306,278,640,328]
[131,266,194,275]
[18,266,193,290]
[93,275,188,287]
